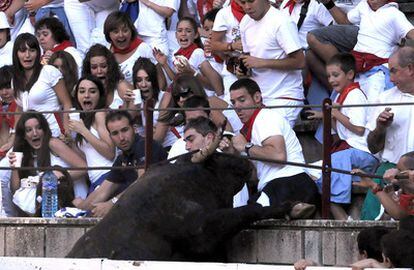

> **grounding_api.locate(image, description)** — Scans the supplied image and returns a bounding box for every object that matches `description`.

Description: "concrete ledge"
[0,218,399,266]
[228,220,398,266]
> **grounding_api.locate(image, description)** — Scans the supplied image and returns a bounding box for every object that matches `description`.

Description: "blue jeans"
[35,7,76,46]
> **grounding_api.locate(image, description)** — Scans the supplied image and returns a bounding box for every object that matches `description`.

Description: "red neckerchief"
[174,43,199,60]
[213,54,224,63]
[399,193,414,215]
[283,0,296,14]
[351,51,388,73]
[231,0,245,22]
[112,37,143,54]
[0,100,17,129]
[239,106,263,142]
[336,82,362,105]
[197,0,214,22]
[51,40,73,53]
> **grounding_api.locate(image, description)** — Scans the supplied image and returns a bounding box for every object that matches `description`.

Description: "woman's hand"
[153,47,168,66]
[8,152,17,167]
[123,88,136,103]
[68,119,87,135]
[176,61,194,74]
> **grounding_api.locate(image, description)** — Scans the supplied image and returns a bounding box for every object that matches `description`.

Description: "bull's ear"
[191,131,221,163]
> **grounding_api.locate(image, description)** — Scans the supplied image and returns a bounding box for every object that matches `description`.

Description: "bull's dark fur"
[67,153,291,261]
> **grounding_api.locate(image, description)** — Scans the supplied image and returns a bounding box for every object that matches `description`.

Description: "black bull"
[67,153,297,261]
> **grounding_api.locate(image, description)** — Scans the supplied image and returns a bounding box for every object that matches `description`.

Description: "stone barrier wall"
[0,218,398,266]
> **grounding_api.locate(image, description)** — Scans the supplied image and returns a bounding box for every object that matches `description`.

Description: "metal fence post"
[322,98,332,219]
[144,99,154,171]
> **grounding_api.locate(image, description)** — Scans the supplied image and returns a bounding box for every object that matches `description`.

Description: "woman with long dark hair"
[82,43,137,111]
[12,33,72,139]
[9,112,87,206]
[132,57,179,149]
[69,75,116,192]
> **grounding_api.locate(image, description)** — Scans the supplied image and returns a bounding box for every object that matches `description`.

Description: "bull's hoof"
[289,203,316,219]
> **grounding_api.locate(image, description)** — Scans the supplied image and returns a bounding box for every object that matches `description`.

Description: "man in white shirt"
[238,0,305,127]
[221,78,319,210]
[362,45,414,220]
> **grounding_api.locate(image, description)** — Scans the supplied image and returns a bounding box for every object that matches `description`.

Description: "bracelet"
[372,184,383,195]
[193,70,199,77]
[323,0,335,10]
[111,197,119,204]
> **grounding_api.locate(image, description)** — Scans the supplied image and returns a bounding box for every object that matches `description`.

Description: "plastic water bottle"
[41,171,58,218]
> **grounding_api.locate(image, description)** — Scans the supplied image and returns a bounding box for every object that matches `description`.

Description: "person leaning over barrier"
[72,110,167,217]
[361,45,414,220]
[219,78,319,213]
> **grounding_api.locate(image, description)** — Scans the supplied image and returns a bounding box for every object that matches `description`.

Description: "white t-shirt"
[167,137,187,163]
[366,87,414,163]
[16,65,63,137]
[240,6,304,104]
[250,109,305,191]
[348,1,414,58]
[108,89,125,109]
[78,126,115,183]
[141,92,181,147]
[333,88,370,152]
[0,41,13,68]
[335,0,363,13]
[134,0,177,39]
[64,46,84,76]
[279,0,333,49]
[118,42,157,84]
[212,5,241,44]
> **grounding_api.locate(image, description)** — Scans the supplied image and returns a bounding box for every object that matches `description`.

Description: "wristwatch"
[111,197,119,204]
[245,142,254,156]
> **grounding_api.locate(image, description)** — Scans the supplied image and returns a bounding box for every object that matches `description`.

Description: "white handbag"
[12,175,40,215]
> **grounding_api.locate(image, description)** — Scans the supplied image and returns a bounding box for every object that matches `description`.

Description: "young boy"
[308,53,378,220]
[0,65,16,158]
[319,0,414,102]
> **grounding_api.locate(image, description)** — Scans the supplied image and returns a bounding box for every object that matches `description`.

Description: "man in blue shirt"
[73,110,167,217]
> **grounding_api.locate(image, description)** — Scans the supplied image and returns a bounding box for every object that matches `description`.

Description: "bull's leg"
[181,203,291,257]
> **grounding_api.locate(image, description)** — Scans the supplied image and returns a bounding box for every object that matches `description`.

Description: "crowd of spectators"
[0,0,413,229]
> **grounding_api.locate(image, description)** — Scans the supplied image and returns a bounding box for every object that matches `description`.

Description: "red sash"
[112,37,143,54]
[54,112,65,135]
[170,127,182,139]
[175,43,199,60]
[399,193,414,215]
[231,0,245,22]
[51,40,73,53]
[213,54,224,64]
[330,82,364,153]
[283,0,296,14]
[239,107,263,142]
[196,0,214,22]
[351,51,388,73]
[335,82,362,105]
[0,100,17,130]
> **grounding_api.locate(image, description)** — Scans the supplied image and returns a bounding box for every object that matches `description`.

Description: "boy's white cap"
[0,12,11,30]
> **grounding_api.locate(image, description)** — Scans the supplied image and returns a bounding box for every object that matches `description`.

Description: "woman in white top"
[131,57,180,149]
[0,11,13,68]
[103,11,166,90]
[9,112,87,215]
[82,44,138,111]
[12,33,72,138]
[154,17,224,97]
[69,76,116,193]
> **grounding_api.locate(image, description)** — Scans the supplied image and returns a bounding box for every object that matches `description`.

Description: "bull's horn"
[191,131,221,163]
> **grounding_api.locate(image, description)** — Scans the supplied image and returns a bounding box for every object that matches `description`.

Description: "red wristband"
[372,184,383,194]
